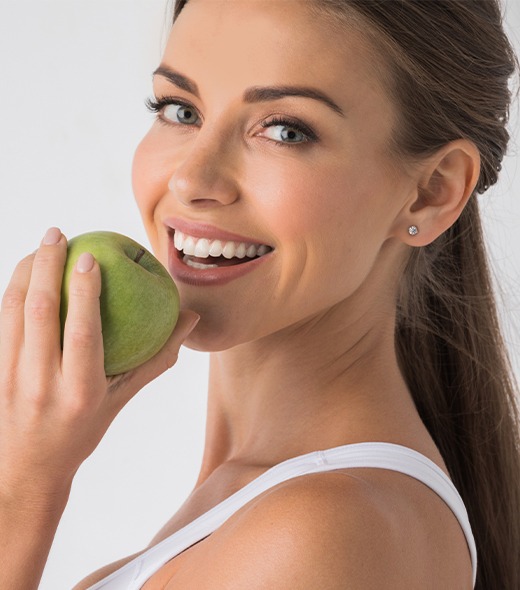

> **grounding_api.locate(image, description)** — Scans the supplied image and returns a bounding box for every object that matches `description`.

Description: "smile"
[167,226,274,287]
[174,230,273,269]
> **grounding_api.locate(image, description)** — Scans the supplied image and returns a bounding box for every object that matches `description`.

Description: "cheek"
[131,130,175,254]
[132,132,163,216]
[260,157,370,246]
[270,159,395,293]
[248,159,332,238]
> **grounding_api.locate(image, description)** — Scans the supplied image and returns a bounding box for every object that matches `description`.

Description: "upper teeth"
[174,231,271,259]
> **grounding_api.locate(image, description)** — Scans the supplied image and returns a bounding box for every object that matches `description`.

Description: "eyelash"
[145,96,319,147]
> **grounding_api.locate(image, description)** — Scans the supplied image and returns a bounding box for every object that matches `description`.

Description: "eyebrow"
[152,65,345,118]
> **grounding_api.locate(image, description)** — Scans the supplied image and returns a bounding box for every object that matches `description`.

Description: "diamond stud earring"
[408,225,419,236]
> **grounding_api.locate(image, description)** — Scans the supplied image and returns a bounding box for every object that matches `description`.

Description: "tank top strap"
[89,442,477,589]
[319,442,477,587]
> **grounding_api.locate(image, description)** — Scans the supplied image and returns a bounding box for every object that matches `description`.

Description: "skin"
[0,0,481,588]
[133,0,478,474]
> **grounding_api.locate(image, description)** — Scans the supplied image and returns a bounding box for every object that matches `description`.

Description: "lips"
[165,217,274,286]
[175,229,271,262]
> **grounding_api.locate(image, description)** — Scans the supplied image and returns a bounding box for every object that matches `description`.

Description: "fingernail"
[191,314,201,328]
[180,313,200,338]
[42,227,62,245]
[76,252,95,273]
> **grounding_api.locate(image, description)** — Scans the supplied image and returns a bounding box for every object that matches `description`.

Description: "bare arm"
[0,485,70,589]
[0,228,198,589]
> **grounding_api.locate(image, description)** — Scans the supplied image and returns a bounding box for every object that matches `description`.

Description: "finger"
[0,252,35,362]
[61,252,106,393]
[106,310,200,409]
[24,228,68,370]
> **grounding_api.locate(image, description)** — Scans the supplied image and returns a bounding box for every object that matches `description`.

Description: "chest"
[140,468,473,589]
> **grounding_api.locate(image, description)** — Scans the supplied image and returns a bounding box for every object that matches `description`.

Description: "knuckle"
[34,250,57,268]
[66,322,100,349]
[0,367,18,400]
[1,287,25,314]
[63,391,91,418]
[63,377,107,422]
[16,253,35,272]
[25,375,54,410]
[26,292,56,323]
[68,281,99,301]
[27,389,49,410]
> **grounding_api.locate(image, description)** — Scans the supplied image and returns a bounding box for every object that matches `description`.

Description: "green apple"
[60,231,180,376]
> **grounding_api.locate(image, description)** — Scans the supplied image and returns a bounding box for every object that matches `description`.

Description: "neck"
[195,297,422,486]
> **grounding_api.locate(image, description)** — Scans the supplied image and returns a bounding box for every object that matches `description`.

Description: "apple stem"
[134,248,145,264]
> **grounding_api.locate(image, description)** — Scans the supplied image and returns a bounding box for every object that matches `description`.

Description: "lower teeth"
[184,256,219,269]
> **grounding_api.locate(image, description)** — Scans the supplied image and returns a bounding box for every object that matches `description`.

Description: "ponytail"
[396,197,520,588]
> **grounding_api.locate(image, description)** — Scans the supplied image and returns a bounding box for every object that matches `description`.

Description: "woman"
[1,0,519,588]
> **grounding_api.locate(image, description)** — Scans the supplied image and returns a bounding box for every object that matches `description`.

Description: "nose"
[168,133,240,209]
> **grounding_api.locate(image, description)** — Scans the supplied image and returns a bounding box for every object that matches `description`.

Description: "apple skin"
[60,231,180,376]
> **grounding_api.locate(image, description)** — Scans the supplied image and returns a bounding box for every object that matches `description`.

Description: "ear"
[391,139,481,246]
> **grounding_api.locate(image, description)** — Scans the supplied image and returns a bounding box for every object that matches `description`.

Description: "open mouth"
[171,229,274,269]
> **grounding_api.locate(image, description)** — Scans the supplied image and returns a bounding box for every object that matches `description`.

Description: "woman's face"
[132,0,416,351]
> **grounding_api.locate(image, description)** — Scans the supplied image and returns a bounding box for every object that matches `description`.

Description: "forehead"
[163,0,383,99]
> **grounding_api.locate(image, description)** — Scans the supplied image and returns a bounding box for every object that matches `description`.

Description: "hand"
[0,227,199,511]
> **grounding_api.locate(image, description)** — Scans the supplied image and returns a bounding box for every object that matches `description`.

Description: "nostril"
[168,168,240,207]
[184,197,237,209]
[191,198,224,206]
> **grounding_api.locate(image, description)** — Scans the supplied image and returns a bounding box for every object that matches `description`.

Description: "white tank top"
[87,442,478,589]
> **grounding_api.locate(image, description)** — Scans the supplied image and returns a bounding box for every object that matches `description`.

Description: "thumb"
[109,310,200,402]
[165,310,201,348]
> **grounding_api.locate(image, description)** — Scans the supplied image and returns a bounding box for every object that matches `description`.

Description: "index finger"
[24,228,68,371]
[61,252,106,392]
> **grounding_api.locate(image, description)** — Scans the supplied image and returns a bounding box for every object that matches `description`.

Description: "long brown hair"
[170,1,520,587]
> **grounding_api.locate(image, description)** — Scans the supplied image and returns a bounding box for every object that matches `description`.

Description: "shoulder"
[175,469,441,589]
[233,471,417,588]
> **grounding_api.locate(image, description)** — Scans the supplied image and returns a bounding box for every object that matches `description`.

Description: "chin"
[181,335,237,354]
[179,319,238,353]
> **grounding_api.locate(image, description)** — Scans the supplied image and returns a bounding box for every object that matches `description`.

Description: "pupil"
[283,128,298,141]
[180,107,195,123]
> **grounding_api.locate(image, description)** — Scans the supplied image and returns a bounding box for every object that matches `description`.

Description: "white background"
[0,2,519,588]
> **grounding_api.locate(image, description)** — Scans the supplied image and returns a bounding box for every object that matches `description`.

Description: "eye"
[260,117,317,146]
[163,103,200,125]
[145,96,201,126]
